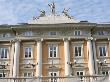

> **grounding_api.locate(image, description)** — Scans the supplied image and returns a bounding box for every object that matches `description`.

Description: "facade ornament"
[48,2,55,14]
[33,16,39,20]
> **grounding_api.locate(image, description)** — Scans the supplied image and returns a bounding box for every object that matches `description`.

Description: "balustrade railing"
[0,75,109,82]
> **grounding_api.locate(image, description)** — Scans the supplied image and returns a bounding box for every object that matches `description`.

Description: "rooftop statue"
[39,10,45,17]
[62,8,72,19]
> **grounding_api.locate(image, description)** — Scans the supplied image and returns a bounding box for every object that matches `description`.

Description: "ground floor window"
[49,72,58,82]
[76,71,84,81]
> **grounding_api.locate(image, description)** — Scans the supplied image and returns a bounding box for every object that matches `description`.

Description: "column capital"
[11,39,21,43]
[36,38,43,42]
[63,37,71,41]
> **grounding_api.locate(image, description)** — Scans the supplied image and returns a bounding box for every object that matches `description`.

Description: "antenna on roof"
[48,0,55,15]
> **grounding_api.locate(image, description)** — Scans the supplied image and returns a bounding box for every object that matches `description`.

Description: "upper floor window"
[2,33,10,38]
[102,71,108,76]
[24,31,33,36]
[98,31,105,35]
[74,30,81,35]
[98,46,106,57]
[48,44,58,58]
[74,46,82,57]
[24,72,32,77]
[24,47,32,58]
[0,48,8,58]
[49,32,57,35]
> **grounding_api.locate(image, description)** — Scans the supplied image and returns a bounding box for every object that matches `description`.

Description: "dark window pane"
[99,47,103,56]
[78,31,80,35]
[78,47,81,56]
[5,49,8,58]
[80,72,83,75]
[103,47,106,56]
[50,51,53,57]
[77,72,79,76]
[54,51,56,57]
[0,74,2,77]
[75,47,78,56]
[106,72,108,75]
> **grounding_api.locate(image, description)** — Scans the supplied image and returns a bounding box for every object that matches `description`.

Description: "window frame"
[74,30,81,36]
[2,33,10,38]
[73,44,83,58]
[102,71,108,76]
[49,72,59,82]
[24,31,33,36]
[48,44,58,58]
[24,72,32,77]
[76,71,84,81]
[48,31,57,36]
[0,47,9,59]
[0,73,6,77]
[76,71,84,76]
[98,31,107,35]
[98,46,107,57]
[24,46,33,58]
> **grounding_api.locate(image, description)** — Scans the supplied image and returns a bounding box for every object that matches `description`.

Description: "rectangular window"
[76,71,83,76]
[24,47,32,58]
[102,71,108,76]
[98,31,105,35]
[99,46,106,56]
[24,31,33,36]
[49,32,57,35]
[74,30,81,35]
[74,46,82,57]
[24,72,32,77]
[49,72,57,82]
[76,71,84,81]
[0,73,6,77]
[0,48,8,58]
[48,44,57,58]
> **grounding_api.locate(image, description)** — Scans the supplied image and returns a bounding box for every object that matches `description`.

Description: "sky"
[0,0,110,24]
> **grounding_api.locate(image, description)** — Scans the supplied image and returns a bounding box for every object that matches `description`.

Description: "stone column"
[87,38,95,75]
[12,40,20,77]
[63,38,71,76]
[9,41,15,77]
[36,39,43,77]
[108,38,110,64]
[92,40,98,74]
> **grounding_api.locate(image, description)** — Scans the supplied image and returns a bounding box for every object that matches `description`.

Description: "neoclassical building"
[0,2,110,81]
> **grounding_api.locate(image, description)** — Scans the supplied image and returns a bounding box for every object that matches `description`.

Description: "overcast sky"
[0,0,110,24]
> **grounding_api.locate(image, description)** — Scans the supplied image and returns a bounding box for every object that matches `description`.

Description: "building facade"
[0,3,110,81]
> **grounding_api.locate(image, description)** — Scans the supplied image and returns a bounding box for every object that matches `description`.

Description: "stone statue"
[62,8,70,16]
[39,10,45,17]
[48,2,55,14]
[62,8,72,19]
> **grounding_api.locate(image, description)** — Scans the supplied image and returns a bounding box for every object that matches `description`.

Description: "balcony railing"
[0,75,109,82]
